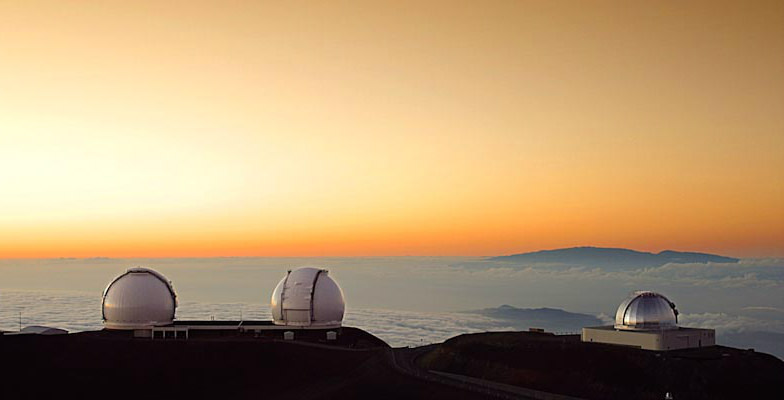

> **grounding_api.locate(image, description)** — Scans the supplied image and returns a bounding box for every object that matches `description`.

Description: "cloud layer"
[1,256,783,355]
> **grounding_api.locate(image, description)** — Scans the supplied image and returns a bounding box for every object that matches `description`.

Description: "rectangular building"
[582,326,715,351]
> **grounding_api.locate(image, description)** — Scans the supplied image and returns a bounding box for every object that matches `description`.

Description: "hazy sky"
[1,1,782,258]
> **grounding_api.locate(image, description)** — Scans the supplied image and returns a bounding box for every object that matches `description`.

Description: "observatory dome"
[614,291,678,331]
[271,267,345,328]
[102,267,177,330]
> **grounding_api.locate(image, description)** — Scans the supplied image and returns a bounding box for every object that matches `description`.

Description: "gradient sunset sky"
[1,1,782,258]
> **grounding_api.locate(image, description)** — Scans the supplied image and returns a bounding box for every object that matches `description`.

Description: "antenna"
[19,311,22,331]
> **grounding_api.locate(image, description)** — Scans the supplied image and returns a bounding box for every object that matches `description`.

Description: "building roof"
[614,291,679,331]
[4,325,68,335]
[102,267,177,330]
[271,267,345,328]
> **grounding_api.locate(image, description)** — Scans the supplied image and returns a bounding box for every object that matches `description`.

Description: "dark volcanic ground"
[0,328,491,400]
[418,331,784,400]
[2,328,783,400]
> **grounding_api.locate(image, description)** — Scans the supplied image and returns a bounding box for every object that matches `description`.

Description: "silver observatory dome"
[271,267,345,328]
[614,291,679,331]
[102,267,177,330]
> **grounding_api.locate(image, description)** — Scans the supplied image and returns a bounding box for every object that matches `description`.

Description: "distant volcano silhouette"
[463,305,603,332]
[489,246,739,269]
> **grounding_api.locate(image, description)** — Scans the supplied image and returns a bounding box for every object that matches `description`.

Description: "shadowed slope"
[418,331,783,400]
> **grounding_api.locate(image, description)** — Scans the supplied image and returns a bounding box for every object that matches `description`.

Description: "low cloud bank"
[2,289,782,358]
[451,258,784,289]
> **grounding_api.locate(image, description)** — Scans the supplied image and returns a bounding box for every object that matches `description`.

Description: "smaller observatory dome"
[614,291,678,331]
[271,267,345,327]
[102,267,177,330]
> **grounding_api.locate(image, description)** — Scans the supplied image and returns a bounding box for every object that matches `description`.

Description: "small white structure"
[5,326,68,336]
[271,267,345,328]
[583,291,715,351]
[102,267,177,330]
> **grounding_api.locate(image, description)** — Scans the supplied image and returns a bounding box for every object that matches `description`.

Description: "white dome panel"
[614,291,678,331]
[271,267,345,327]
[102,267,177,330]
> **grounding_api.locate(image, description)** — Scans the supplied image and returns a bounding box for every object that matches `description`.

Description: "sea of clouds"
[1,257,782,356]
[0,289,516,347]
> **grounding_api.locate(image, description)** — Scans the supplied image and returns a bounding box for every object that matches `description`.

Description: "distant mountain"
[489,246,739,269]
[463,305,603,332]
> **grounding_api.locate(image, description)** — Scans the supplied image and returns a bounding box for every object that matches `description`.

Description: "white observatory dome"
[102,267,177,330]
[270,267,345,328]
[614,291,678,331]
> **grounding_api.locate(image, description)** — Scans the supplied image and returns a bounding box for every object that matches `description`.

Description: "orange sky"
[1,0,782,258]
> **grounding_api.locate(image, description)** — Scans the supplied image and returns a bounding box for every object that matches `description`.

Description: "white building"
[271,267,345,328]
[98,266,346,340]
[582,291,715,351]
[102,267,178,330]
[4,326,68,336]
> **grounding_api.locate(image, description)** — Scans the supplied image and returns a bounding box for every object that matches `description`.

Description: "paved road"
[389,345,535,400]
[270,339,498,399]
[270,338,579,399]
